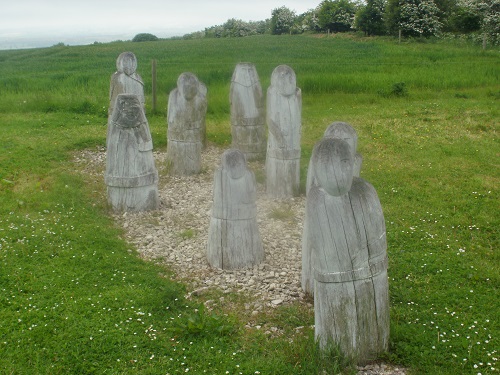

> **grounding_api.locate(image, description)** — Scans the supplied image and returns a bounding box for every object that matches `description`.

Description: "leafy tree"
[317,0,357,32]
[271,6,297,34]
[296,9,322,33]
[222,18,251,37]
[182,31,205,40]
[459,0,500,45]
[356,0,387,35]
[400,0,442,37]
[386,0,403,35]
[480,0,500,44]
[253,19,271,35]
[448,3,481,33]
[204,25,225,38]
[204,19,269,38]
[433,0,458,24]
[132,33,159,42]
[386,0,442,37]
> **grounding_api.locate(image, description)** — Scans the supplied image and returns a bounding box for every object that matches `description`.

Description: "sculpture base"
[107,185,159,212]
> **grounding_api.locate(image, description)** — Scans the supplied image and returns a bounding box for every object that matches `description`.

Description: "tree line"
[175,0,499,45]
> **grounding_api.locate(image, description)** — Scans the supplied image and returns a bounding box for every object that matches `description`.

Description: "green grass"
[1,34,499,374]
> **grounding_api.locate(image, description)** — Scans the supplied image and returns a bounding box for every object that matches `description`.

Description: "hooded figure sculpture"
[105,94,159,212]
[207,149,263,270]
[230,63,265,160]
[305,137,389,364]
[266,64,302,198]
[109,52,145,121]
[166,72,208,175]
[303,121,363,294]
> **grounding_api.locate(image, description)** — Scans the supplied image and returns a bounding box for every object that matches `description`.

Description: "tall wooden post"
[152,59,157,113]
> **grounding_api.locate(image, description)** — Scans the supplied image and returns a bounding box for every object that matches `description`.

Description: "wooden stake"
[152,59,157,113]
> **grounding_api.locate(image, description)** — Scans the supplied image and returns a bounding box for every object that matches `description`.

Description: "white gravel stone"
[77,145,306,306]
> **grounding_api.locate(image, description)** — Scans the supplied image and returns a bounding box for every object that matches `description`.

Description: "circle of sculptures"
[104,55,389,364]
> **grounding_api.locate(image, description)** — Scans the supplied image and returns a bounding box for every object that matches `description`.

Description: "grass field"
[0,34,499,374]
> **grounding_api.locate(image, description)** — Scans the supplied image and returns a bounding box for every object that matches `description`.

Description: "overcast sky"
[0,1,321,50]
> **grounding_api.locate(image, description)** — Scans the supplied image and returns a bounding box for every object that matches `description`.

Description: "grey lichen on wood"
[166,72,208,175]
[305,121,362,197]
[230,63,266,161]
[207,149,264,270]
[109,52,145,122]
[304,137,389,364]
[105,94,159,212]
[265,65,302,198]
[323,121,363,178]
[303,121,363,295]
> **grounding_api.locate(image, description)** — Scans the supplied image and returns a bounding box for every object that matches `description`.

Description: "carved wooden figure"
[266,65,302,198]
[109,52,145,121]
[303,122,363,294]
[230,63,265,160]
[305,137,389,364]
[305,121,362,196]
[166,72,208,175]
[105,94,159,212]
[323,121,363,178]
[207,149,263,270]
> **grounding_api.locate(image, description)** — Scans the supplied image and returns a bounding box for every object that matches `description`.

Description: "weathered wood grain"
[105,94,159,212]
[207,149,264,269]
[265,65,302,198]
[303,122,363,294]
[230,63,266,161]
[304,137,389,364]
[108,52,145,121]
[166,72,207,175]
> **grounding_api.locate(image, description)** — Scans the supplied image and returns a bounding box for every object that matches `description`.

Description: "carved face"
[271,65,296,96]
[323,122,358,157]
[178,73,199,100]
[116,52,137,76]
[113,94,142,128]
[313,138,353,196]
[222,149,247,179]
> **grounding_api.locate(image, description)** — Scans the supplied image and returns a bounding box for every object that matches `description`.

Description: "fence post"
[152,59,157,113]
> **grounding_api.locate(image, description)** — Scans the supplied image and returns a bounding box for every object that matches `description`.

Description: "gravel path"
[74,144,408,375]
